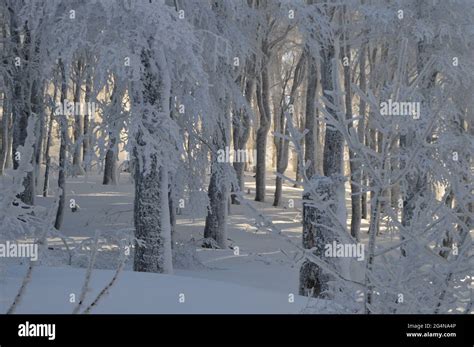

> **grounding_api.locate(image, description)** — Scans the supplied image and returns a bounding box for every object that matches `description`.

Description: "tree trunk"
[377,131,390,216]
[321,46,344,177]
[32,79,44,188]
[103,137,117,185]
[54,60,68,230]
[43,81,58,197]
[83,72,92,172]
[343,42,361,241]
[204,159,229,249]
[0,98,10,175]
[293,98,305,187]
[231,71,253,204]
[71,58,85,176]
[169,184,176,247]
[273,115,290,207]
[300,19,346,296]
[132,45,173,274]
[299,176,342,297]
[364,188,382,313]
[390,140,400,211]
[367,45,379,230]
[255,63,271,202]
[274,52,305,206]
[359,45,368,220]
[11,19,35,205]
[103,76,123,186]
[304,53,317,178]
[133,155,173,273]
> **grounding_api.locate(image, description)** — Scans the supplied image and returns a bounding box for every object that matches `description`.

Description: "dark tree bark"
[169,184,176,247]
[273,116,289,207]
[231,66,254,204]
[293,95,305,187]
[274,52,305,206]
[255,60,272,202]
[11,21,35,205]
[102,123,117,186]
[83,70,92,172]
[366,45,380,232]
[204,157,229,249]
[43,79,58,197]
[32,79,44,188]
[304,51,317,178]
[54,60,68,230]
[102,139,117,185]
[358,45,368,220]
[133,154,172,272]
[103,76,123,185]
[202,2,232,248]
[321,46,344,177]
[300,5,345,298]
[342,40,361,241]
[133,46,173,274]
[0,98,10,175]
[71,58,85,176]
[299,176,342,297]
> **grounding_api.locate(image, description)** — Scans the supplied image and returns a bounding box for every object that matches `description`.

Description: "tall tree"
[54,59,68,230]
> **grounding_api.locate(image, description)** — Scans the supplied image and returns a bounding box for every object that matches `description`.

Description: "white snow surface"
[1,265,331,314]
[1,171,376,313]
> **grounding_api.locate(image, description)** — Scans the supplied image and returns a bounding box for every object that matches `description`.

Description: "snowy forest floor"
[1,169,401,313]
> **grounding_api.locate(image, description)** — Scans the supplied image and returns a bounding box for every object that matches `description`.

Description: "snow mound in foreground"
[2,266,332,314]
